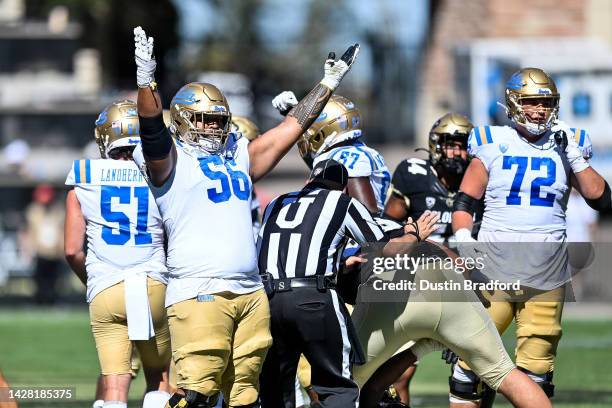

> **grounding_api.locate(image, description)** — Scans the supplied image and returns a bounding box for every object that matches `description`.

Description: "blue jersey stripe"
[474,127,483,146]
[579,129,585,147]
[484,126,493,144]
[73,160,81,183]
[85,159,91,183]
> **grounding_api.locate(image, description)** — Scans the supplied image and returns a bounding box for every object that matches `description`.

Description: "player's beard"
[441,157,468,176]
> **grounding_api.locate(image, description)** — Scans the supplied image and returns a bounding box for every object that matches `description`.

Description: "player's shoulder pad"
[391,157,432,195]
[467,125,511,157]
[569,127,593,159]
[327,144,375,177]
[66,158,93,185]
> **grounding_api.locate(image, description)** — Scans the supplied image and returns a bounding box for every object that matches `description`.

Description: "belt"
[261,274,336,293]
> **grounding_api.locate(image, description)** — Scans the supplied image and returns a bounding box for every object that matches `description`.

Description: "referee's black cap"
[307,159,348,190]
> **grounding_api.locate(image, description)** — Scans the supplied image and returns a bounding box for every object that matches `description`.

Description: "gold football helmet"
[297,95,362,168]
[505,68,559,135]
[429,113,473,174]
[231,116,260,141]
[169,82,231,153]
[94,100,140,158]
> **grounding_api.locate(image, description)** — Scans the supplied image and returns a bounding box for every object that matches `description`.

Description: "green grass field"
[0,308,611,407]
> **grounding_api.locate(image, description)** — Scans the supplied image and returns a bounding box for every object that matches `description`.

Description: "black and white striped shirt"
[257,186,387,279]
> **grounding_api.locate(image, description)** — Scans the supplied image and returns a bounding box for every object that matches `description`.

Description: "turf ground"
[0,308,611,407]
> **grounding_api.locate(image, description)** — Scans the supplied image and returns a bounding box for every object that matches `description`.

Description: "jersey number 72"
[502,155,556,207]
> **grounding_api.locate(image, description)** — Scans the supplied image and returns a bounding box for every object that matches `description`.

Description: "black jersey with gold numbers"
[389,157,482,242]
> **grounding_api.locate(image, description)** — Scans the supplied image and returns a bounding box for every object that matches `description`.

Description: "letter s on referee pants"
[259,287,361,408]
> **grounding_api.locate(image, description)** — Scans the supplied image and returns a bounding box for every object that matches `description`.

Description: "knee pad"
[166,390,219,408]
[479,384,497,408]
[448,364,484,402]
[518,367,554,397]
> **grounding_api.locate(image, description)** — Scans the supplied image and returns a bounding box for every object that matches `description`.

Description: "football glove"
[272,91,298,116]
[320,43,360,91]
[134,26,157,88]
[551,120,590,174]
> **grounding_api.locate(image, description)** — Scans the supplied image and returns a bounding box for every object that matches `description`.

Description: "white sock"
[142,391,171,408]
[103,402,127,408]
[93,400,105,408]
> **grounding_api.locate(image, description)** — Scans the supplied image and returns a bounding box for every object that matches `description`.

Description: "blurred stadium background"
[0,0,611,406]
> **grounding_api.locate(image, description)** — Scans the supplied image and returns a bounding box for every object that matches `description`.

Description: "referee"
[258,159,413,407]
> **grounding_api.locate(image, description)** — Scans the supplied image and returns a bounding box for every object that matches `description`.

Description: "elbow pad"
[139,113,172,160]
[585,181,612,212]
[453,191,479,215]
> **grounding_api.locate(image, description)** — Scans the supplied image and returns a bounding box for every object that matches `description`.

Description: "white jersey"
[468,125,592,289]
[314,141,391,214]
[65,159,167,303]
[133,133,262,306]
[469,125,592,235]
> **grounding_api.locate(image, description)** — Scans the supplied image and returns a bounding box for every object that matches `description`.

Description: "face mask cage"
[431,133,469,173]
[179,110,231,153]
[509,94,559,135]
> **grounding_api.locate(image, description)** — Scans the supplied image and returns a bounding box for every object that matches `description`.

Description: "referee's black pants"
[259,287,359,407]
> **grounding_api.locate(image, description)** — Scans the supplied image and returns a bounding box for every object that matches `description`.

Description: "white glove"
[410,338,445,360]
[454,228,476,243]
[551,121,590,174]
[134,26,156,88]
[320,44,360,91]
[271,91,298,115]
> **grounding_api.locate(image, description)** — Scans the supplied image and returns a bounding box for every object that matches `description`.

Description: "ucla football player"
[64,100,171,408]
[273,92,391,215]
[131,26,359,408]
[450,68,609,407]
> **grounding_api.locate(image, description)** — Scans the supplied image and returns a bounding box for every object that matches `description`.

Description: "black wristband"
[453,191,479,215]
[407,221,421,242]
[138,113,172,160]
[585,181,612,212]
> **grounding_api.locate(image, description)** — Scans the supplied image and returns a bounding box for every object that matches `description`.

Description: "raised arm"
[248,45,360,182]
[134,26,176,187]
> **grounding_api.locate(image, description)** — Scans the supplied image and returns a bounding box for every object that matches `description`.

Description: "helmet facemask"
[433,133,469,175]
[177,110,231,154]
[507,94,559,136]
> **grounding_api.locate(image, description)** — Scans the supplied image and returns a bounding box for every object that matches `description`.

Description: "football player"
[450,67,609,407]
[350,238,553,408]
[386,113,478,242]
[231,116,263,238]
[272,92,390,215]
[64,100,171,408]
[131,26,359,408]
[382,113,477,405]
